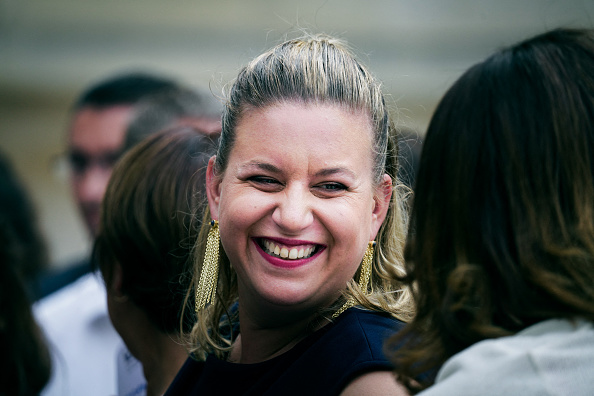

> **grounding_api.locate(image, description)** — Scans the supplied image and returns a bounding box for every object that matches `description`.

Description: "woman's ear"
[370,174,393,240]
[109,262,127,301]
[206,155,221,220]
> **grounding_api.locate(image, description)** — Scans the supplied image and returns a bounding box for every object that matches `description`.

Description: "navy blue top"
[165,308,404,395]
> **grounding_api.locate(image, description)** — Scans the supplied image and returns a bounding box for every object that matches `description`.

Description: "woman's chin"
[251,283,337,315]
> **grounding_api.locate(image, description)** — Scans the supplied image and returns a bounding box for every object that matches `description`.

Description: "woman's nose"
[271,184,314,234]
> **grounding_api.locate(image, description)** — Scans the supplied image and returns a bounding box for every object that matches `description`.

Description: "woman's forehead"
[226,102,375,176]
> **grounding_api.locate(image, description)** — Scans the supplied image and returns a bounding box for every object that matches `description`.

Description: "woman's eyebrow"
[239,162,282,174]
[315,167,356,179]
[239,163,356,179]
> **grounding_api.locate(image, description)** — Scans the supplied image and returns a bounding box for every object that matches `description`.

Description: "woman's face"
[207,102,391,315]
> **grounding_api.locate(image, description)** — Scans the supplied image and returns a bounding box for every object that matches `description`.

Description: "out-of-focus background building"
[1,0,593,268]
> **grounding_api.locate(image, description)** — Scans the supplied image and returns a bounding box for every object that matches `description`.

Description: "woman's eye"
[250,176,279,185]
[317,182,347,191]
[248,176,283,191]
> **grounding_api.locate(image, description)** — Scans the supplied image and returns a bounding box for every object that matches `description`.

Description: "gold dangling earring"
[332,240,375,319]
[195,220,220,313]
[358,240,375,295]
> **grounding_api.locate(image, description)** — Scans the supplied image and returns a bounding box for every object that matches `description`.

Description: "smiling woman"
[166,35,414,396]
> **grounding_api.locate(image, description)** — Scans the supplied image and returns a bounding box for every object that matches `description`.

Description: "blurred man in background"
[36,74,180,297]
[34,72,179,396]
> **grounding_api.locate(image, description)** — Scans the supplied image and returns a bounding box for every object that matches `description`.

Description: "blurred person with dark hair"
[108,86,222,396]
[34,72,179,396]
[70,72,183,238]
[389,28,594,395]
[0,151,52,395]
[94,127,218,396]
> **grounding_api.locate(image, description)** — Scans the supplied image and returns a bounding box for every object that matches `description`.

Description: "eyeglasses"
[51,149,122,180]
[66,150,121,175]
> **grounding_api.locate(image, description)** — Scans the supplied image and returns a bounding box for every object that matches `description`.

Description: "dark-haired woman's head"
[94,126,218,335]
[391,28,594,391]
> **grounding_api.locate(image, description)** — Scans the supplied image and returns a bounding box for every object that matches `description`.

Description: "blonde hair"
[187,35,413,359]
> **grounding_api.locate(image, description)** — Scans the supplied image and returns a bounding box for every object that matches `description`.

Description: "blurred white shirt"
[34,272,120,396]
[117,344,147,396]
[421,318,594,396]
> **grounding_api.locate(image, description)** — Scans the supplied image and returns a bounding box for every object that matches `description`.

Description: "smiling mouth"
[259,238,320,260]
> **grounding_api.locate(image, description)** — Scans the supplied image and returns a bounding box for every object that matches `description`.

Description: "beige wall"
[1,0,592,267]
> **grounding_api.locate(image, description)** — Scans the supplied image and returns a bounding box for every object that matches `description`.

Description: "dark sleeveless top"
[165,308,405,395]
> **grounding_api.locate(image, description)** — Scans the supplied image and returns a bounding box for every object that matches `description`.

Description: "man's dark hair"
[73,72,179,110]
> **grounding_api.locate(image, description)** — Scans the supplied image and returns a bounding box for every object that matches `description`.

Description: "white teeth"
[262,240,316,260]
[289,248,298,259]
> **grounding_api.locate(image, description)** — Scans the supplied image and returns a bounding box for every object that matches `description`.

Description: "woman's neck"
[229,303,331,364]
